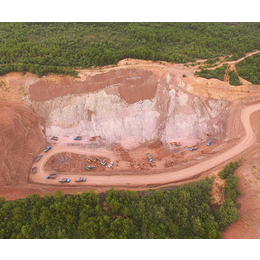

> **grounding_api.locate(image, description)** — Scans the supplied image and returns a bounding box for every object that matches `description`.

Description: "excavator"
[90,136,101,141]
[95,156,106,166]
[85,165,95,170]
[170,142,181,146]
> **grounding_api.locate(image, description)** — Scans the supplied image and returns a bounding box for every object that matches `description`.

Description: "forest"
[236,53,260,84]
[0,161,241,239]
[0,22,260,77]
[195,64,228,81]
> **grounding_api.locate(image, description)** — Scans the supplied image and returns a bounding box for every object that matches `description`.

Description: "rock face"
[0,101,47,187]
[28,68,229,147]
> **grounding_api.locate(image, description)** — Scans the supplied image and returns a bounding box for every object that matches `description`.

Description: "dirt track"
[30,103,260,188]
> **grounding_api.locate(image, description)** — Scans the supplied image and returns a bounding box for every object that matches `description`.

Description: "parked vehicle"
[59,178,70,183]
[46,174,57,179]
[146,153,153,162]
[73,136,82,140]
[207,140,213,146]
[43,146,52,152]
[34,154,42,162]
[50,136,58,140]
[75,177,86,182]
[85,165,95,170]
[32,166,37,173]
[108,162,113,169]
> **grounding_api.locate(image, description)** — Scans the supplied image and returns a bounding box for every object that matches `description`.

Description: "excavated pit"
[28,67,230,149]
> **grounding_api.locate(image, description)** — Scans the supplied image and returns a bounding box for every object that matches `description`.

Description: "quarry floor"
[1,53,260,238]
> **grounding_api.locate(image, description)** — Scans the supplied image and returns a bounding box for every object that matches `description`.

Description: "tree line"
[0,22,260,77]
[0,161,241,239]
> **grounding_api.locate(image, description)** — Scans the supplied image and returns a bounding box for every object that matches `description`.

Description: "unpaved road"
[30,103,260,188]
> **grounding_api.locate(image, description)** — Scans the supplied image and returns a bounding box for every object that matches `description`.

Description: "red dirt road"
[30,103,260,188]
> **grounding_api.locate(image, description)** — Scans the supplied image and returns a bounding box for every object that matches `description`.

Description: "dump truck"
[85,165,95,170]
[34,154,43,162]
[146,153,153,162]
[43,146,52,152]
[108,162,113,169]
[75,177,86,182]
[170,142,181,146]
[90,136,101,141]
[46,174,57,179]
[207,140,213,146]
[73,136,82,140]
[51,136,58,140]
[95,156,106,166]
[189,146,198,151]
[59,178,70,183]
[32,166,37,174]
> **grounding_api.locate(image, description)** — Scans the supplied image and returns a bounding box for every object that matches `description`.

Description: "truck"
[207,140,213,146]
[85,165,95,170]
[146,153,153,162]
[95,156,106,166]
[59,178,70,183]
[34,154,42,162]
[108,162,113,169]
[75,177,86,182]
[31,165,37,173]
[46,174,57,179]
[189,146,198,151]
[50,136,58,140]
[43,146,52,152]
[73,136,82,140]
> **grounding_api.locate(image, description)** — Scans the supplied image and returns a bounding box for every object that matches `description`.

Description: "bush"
[229,70,242,86]
[195,63,228,81]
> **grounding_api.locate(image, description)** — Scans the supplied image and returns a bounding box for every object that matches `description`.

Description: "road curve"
[32,103,260,188]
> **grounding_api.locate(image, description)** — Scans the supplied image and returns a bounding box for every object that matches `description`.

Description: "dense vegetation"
[236,53,260,84]
[0,162,241,239]
[0,22,260,77]
[195,64,228,81]
[228,70,242,86]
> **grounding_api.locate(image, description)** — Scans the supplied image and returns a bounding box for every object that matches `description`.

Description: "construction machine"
[108,162,113,169]
[34,154,42,162]
[85,165,96,170]
[46,174,57,179]
[170,142,181,146]
[73,136,82,140]
[95,156,106,166]
[75,177,86,182]
[43,146,52,153]
[87,158,93,163]
[31,166,37,174]
[207,140,213,146]
[59,178,70,183]
[146,153,153,162]
[90,136,101,141]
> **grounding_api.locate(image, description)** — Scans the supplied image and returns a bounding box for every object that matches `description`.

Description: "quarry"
[1,56,260,238]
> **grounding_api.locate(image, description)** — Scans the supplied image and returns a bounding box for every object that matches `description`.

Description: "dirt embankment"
[0,101,47,187]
